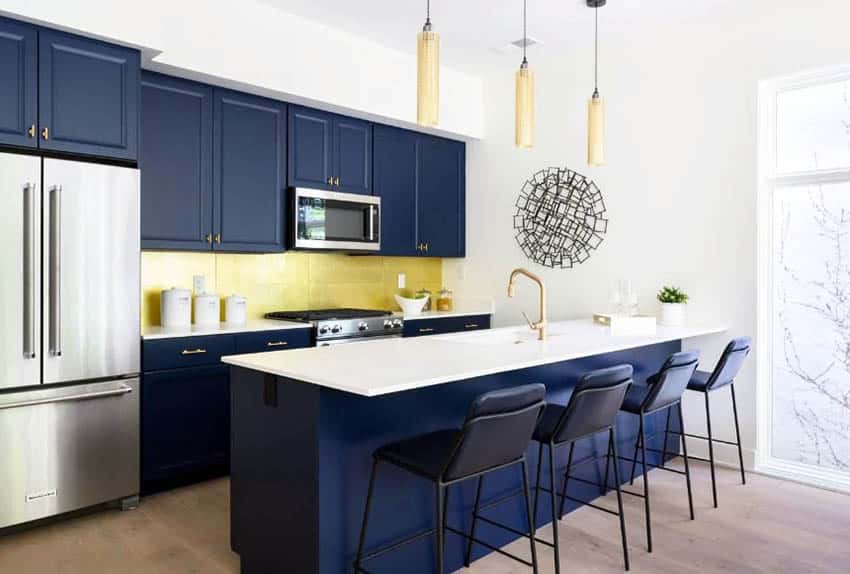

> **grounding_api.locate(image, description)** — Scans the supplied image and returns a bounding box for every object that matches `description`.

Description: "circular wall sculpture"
[513,167,608,269]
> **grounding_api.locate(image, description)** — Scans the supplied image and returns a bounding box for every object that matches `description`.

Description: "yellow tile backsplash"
[141,251,442,328]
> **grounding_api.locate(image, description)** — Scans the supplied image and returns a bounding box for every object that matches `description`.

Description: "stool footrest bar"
[444,525,535,567]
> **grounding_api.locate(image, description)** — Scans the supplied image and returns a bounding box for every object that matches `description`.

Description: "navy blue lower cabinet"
[0,17,37,149]
[38,28,139,161]
[213,89,287,252]
[403,314,490,338]
[229,340,681,574]
[140,72,213,250]
[234,328,312,354]
[373,126,418,256]
[142,364,231,493]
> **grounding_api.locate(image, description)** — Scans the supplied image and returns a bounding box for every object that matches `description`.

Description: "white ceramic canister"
[225,294,247,325]
[160,287,192,328]
[194,292,221,326]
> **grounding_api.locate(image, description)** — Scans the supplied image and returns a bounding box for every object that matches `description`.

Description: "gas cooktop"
[265,308,393,323]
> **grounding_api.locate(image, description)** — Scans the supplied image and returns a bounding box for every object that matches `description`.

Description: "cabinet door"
[140,73,212,250]
[0,18,36,148]
[141,365,230,491]
[213,89,286,252]
[373,126,418,256]
[38,29,139,161]
[417,135,465,257]
[333,115,371,195]
[288,105,333,190]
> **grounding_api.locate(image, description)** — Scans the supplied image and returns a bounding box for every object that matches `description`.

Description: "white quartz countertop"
[221,319,727,397]
[142,319,310,340]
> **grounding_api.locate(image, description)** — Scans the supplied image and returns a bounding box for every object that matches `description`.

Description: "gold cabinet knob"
[327,176,333,185]
[205,234,212,243]
[41,127,49,140]
[334,176,340,186]
[214,233,222,244]
[28,125,35,138]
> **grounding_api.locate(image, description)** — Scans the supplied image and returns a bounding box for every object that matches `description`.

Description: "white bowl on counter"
[394,294,429,316]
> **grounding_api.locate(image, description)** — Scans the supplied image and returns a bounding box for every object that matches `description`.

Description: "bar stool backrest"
[442,383,546,483]
[706,337,752,390]
[642,350,700,414]
[552,364,634,445]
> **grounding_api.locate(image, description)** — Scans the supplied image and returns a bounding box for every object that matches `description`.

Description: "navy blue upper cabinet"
[333,116,371,195]
[0,18,37,149]
[374,126,418,256]
[418,135,465,257]
[140,72,212,250]
[288,106,333,190]
[288,105,373,194]
[38,29,139,161]
[213,89,287,252]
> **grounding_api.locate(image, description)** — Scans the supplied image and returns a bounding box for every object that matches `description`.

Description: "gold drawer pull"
[181,348,207,355]
[418,327,435,333]
[464,323,480,329]
[266,341,289,347]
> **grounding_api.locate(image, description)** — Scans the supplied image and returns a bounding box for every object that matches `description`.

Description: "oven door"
[318,334,401,347]
[293,188,380,251]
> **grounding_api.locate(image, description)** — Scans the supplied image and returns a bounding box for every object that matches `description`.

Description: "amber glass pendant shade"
[417,28,440,126]
[588,93,605,165]
[515,64,535,148]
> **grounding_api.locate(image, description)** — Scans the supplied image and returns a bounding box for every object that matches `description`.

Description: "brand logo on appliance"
[26,489,57,503]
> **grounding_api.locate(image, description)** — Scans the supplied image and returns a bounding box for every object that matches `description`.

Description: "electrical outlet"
[398,273,406,289]
[193,275,206,295]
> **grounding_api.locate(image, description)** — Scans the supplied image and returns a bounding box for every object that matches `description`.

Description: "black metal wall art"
[513,167,608,268]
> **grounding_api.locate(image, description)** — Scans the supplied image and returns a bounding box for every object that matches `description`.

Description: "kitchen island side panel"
[231,340,680,574]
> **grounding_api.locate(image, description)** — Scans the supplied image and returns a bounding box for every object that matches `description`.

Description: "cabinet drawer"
[143,335,235,371]
[403,314,491,337]
[234,329,313,354]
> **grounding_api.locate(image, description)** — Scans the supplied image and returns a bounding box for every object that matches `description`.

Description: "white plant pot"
[659,303,686,326]
[658,303,685,327]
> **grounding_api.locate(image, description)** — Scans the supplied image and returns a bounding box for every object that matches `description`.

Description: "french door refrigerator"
[0,152,140,529]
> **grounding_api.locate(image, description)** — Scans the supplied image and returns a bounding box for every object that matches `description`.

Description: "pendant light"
[515,0,534,148]
[417,0,440,126]
[587,0,606,166]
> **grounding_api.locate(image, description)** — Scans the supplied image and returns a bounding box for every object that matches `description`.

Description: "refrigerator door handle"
[49,185,62,357]
[0,383,133,410]
[23,182,36,359]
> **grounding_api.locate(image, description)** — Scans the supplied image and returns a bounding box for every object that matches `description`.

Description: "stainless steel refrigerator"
[0,152,140,529]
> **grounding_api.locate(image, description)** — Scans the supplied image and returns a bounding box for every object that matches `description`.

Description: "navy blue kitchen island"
[223,321,723,573]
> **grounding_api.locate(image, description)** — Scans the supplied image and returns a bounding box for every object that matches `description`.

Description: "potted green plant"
[657,286,689,326]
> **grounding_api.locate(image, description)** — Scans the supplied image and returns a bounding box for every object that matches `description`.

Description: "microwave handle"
[368,205,376,241]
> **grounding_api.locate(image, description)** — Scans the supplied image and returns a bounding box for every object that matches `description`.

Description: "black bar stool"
[528,364,634,573]
[353,384,547,574]
[674,337,751,508]
[620,350,699,553]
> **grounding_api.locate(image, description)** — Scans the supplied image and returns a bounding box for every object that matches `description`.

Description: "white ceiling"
[258,0,736,73]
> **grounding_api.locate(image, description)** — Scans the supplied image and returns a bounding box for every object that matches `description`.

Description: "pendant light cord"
[593,4,599,96]
[522,0,528,66]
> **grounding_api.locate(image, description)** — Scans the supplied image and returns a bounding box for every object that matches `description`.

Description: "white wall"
[0,0,484,139]
[448,0,850,467]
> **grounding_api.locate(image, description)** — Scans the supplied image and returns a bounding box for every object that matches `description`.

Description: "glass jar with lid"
[436,288,454,312]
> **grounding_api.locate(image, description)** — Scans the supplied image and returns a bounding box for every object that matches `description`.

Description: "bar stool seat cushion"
[686,370,713,392]
[374,429,461,479]
[621,384,651,414]
[531,404,566,443]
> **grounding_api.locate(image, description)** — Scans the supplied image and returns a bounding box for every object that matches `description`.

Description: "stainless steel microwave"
[291,188,381,252]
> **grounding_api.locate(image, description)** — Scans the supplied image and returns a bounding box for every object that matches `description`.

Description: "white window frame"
[757,63,850,493]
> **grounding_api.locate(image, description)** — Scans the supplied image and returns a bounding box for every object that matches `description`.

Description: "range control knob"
[392,319,403,329]
[319,325,330,335]
[331,324,342,334]
[383,319,393,330]
[358,321,369,332]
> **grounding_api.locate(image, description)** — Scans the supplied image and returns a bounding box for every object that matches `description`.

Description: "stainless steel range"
[266,308,403,346]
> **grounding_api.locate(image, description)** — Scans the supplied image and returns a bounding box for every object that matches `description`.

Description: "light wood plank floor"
[0,462,848,573]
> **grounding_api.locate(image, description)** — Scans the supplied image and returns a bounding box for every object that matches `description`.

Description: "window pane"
[771,182,850,474]
[776,78,850,173]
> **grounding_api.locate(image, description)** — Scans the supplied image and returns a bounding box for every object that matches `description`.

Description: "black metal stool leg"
[602,434,613,495]
[435,483,445,574]
[533,441,543,532]
[521,459,540,574]
[639,413,652,553]
[629,428,642,485]
[660,407,672,468]
[548,444,562,574]
[610,428,630,571]
[731,383,747,485]
[464,476,483,567]
[558,442,575,519]
[678,402,695,520]
[355,459,379,570]
[704,391,718,508]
